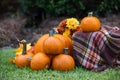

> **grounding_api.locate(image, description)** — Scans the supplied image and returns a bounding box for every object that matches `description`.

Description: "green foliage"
[97,0,120,15]
[0,0,119,27]
[1,0,120,17]
[17,0,80,17]
[17,0,120,16]
[0,48,120,80]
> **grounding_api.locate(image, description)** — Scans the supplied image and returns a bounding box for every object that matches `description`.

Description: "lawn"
[0,48,120,80]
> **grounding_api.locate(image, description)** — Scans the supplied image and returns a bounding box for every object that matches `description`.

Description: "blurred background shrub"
[0,0,119,28]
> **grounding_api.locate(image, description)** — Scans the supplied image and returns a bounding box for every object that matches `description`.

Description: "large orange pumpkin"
[52,48,75,71]
[80,12,101,32]
[15,40,33,68]
[43,30,64,55]
[30,52,50,70]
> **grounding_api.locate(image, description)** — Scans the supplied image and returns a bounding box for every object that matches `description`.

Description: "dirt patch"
[0,14,120,48]
[0,16,26,47]
[100,14,120,27]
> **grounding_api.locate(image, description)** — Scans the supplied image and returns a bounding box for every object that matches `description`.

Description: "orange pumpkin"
[15,40,33,68]
[30,52,50,70]
[34,34,49,54]
[80,12,101,32]
[52,48,75,71]
[43,30,64,55]
[15,55,31,67]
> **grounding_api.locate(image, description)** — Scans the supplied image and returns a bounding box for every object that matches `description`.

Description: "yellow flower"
[63,28,71,36]
[13,43,32,53]
[66,18,79,30]
[13,43,23,52]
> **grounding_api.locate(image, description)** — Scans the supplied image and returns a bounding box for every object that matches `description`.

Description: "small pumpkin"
[43,30,64,55]
[30,52,50,70]
[52,48,75,71]
[15,40,33,68]
[80,12,101,32]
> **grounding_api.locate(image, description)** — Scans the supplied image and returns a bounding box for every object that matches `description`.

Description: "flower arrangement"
[57,18,81,37]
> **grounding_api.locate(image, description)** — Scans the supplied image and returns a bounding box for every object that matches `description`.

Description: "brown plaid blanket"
[72,25,120,71]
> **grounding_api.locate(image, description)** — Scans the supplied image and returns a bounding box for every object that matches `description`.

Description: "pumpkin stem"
[63,48,69,55]
[27,57,32,61]
[20,39,27,55]
[88,12,93,17]
[49,30,54,36]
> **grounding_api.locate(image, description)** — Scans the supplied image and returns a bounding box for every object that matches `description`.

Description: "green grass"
[0,48,120,80]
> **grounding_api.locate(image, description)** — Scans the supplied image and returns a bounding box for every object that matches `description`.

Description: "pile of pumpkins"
[10,12,101,71]
[12,30,75,71]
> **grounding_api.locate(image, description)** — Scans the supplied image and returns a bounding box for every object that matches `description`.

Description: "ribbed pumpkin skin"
[34,34,49,54]
[15,55,31,68]
[54,34,68,47]
[30,53,50,70]
[80,16,100,32]
[52,54,75,71]
[43,36,64,55]
[54,34,72,55]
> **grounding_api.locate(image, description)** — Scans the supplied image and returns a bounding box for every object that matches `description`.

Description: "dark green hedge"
[0,0,120,27]
[1,0,119,16]
[18,0,120,17]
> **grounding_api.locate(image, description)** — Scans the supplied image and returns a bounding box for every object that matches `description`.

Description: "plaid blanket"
[72,25,120,71]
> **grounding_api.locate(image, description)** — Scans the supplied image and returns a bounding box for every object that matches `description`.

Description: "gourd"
[30,52,50,70]
[80,12,101,32]
[15,40,33,68]
[52,48,75,71]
